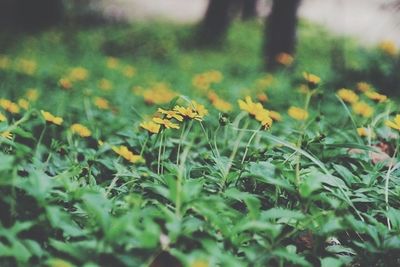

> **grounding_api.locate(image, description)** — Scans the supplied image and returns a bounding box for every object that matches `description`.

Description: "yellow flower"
[157,108,183,121]
[356,82,372,93]
[288,106,309,121]
[18,99,29,110]
[303,72,320,88]
[364,91,387,103]
[106,57,119,69]
[207,91,232,112]
[142,83,177,105]
[174,106,201,121]
[41,110,63,125]
[238,96,273,128]
[238,96,264,116]
[357,127,375,138]
[70,123,91,137]
[268,110,282,121]
[275,52,294,66]
[352,101,374,118]
[385,114,400,131]
[25,88,39,102]
[152,117,180,129]
[192,70,223,91]
[378,40,397,56]
[98,79,113,91]
[16,58,37,75]
[1,131,12,140]
[112,145,143,164]
[68,67,89,82]
[0,112,6,122]
[191,101,208,118]
[94,97,110,110]
[59,78,72,90]
[122,65,136,78]
[256,109,273,129]
[0,98,20,114]
[337,88,359,104]
[140,121,161,134]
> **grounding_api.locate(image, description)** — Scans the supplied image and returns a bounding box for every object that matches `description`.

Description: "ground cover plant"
[0,21,399,267]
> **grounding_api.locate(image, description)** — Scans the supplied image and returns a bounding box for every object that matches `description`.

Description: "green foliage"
[0,20,399,267]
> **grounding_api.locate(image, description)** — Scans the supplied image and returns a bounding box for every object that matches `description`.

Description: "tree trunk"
[198,0,232,46]
[265,0,301,71]
[242,0,258,20]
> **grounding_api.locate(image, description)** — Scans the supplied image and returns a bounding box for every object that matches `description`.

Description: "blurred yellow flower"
[106,57,119,69]
[378,40,397,56]
[0,112,6,122]
[364,91,387,103]
[152,117,180,129]
[122,65,136,78]
[337,88,359,103]
[192,70,223,91]
[25,88,39,102]
[268,110,282,121]
[0,98,20,114]
[59,78,72,90]
[98,79,113,91]
[352,101,374,118]
[288,106,309,121]
[16,58,37,75]
[112,145,143,164]
[303,72,320,88]
[41,110,63,125]
[356,82,372,93]
[142,83,176,105]
[94,97,110,110]
[275,52,294,66]
[385,114,400,131]
[70,123,91,137]
[68,67,89,82]
[207,91,232,112]
[18,99,29,110]
[140,121,161,134]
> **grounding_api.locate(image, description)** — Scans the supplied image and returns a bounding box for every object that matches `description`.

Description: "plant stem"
[241,125,261,164]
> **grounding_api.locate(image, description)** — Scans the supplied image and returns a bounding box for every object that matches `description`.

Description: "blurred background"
[0,0,399,96]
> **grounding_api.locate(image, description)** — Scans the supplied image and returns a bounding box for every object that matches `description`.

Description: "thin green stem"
[176,121,186,165]
[241,125,261,164]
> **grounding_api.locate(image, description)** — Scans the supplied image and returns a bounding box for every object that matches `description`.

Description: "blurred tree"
[15,0,64,31]
[198,0,232,46]
[265,0,301,70]
[242,0,258,20]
